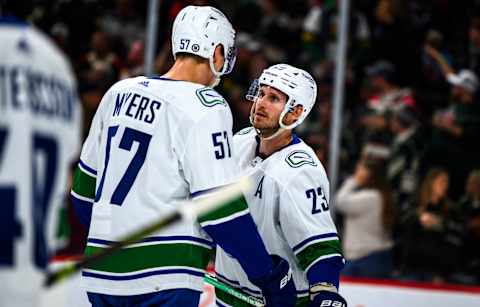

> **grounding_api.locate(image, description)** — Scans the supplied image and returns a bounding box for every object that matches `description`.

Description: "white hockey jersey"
[215,128,343,305]
[72,76,241,295]
[0,18,81,307]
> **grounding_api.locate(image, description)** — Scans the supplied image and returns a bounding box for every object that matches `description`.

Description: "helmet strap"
[208,49,224,88]
[279,99,303,130]
[259,126,286,141]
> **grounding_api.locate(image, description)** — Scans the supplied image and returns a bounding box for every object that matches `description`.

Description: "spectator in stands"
[365,60,416,117]
[78,30,122,135]
[387,104,425,216]
[424,44,480,197]
[400,168,461,283]
[336,158,396,279]
[83,30,122,89]
[416,29,453,116]
[468,17,480,78]
[119,40,144,79]
[451,170,480,284]
[99,0,144,48]
[359,60,415,165]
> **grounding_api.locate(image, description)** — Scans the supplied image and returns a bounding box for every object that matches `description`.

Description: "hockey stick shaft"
[45,178,251,287]
[45,211,181,287]
[204,273,265,307]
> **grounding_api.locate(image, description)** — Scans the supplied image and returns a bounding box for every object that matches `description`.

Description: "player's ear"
[213,45,225,72]
[286,105,304,124]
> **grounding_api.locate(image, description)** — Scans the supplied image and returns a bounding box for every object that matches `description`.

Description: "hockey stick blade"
[45,177,252,288]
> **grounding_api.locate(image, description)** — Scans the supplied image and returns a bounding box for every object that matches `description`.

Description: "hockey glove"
[310,288,347,307]
[249,255,297,307]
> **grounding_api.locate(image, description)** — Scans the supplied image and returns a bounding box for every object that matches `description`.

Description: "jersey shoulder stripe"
[296,239,343,272]
[72,165,96,200]
[292,233,339,253]
[197,195,249,225]
[79,159,97,177]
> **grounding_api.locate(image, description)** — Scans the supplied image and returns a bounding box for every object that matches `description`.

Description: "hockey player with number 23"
[71,5,297,307]
[215,64,348,307]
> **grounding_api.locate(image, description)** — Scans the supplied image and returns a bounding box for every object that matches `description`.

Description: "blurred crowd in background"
[19,0,480,286]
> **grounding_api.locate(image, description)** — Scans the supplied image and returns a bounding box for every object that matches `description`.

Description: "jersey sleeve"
[70,89,111,227]
[177,107,274,280]
[278,169,344,287]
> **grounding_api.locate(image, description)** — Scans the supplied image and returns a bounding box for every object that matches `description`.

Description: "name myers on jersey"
[0,65,76,121]
[112,91,161,124]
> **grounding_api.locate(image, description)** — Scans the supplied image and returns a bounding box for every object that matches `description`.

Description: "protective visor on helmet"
[222,45,237,75]
[246,78,260,101]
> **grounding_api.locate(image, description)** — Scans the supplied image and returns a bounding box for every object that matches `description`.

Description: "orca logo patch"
[195,88,226,107]
[285,150,317,168]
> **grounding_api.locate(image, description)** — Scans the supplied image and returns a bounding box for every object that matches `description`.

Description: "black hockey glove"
[249,255,297,307]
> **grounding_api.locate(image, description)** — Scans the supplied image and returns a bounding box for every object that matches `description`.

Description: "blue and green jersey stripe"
[84,237,212,276]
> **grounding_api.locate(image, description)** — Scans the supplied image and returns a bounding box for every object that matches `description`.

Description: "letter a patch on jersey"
[254,176,264,199]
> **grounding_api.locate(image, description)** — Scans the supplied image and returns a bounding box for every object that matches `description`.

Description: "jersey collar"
[255,133,301,159]
[148,76,182,81]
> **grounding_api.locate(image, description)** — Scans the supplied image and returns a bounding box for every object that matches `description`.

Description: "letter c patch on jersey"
[285,150,317,168]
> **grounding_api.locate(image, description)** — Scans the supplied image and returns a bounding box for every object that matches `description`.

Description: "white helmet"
[247,64,317,130]
[171,6,237,79]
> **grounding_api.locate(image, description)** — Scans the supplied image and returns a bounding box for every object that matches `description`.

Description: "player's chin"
[253,121,273,130]
[253,123,279,135]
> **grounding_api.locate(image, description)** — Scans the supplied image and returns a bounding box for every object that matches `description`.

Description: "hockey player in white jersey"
[215,64,348,307]
[0,2,82,306]
[71,5,296,307]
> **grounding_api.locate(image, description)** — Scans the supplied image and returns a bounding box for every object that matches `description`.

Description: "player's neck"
[163,58,214,86]
[258,130,293,158]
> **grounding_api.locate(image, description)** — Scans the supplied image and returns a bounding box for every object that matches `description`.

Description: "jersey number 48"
[0,128,58,269]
